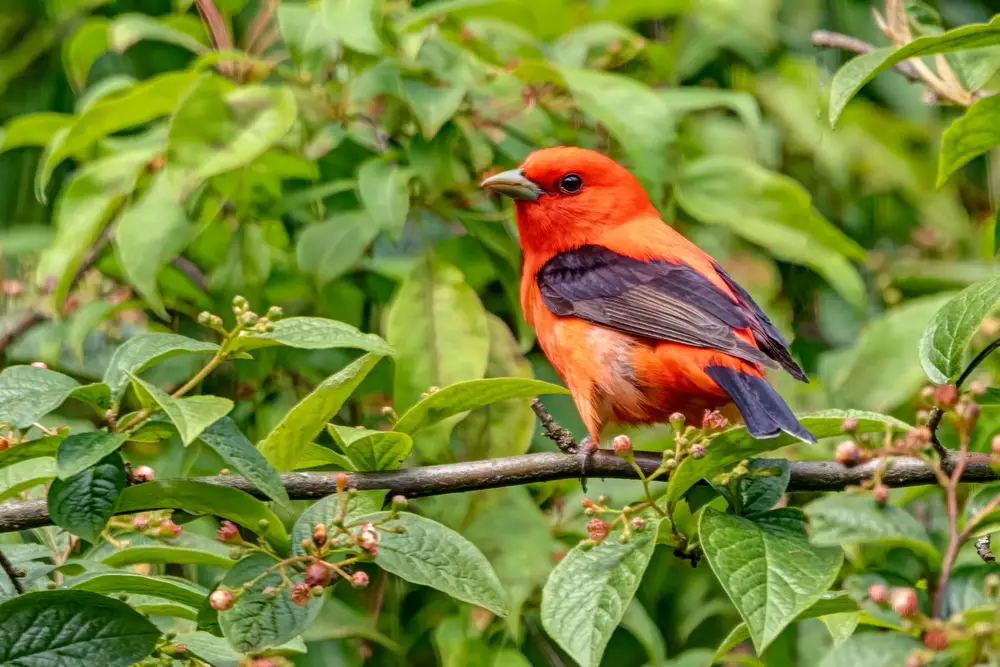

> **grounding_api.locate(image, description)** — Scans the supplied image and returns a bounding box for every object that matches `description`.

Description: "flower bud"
[631,516,645,531]
[352,570,370,588]
[904,655,923,667]
[904,427,931,452]
[209,589,234,611]
[612,434,632,458]
[217,520,240,543]
[133,465,155,482]
[702,410,728,430]
[30,361,48,369]
[668,413,685,432]
[304,562,331,587]
[359,522,379,556]
[257,519,269,531]
[131,514,149,531]
[835,441,862,467]
[921,629,948,651]
[992,434,1000,456]
[232,295,248,311]
[290,583,312,606]
[197,311,212,325]
[873,484,889,505]
[840,417,859,433]
[391,495,408,511]
[262,586,278,598]
[933,384,958,408]
[158,519,183,538]
[689,444,705,459]
[958,400,981,430]
[312,523,327,547]
[266,306,283,320]
[891,587,920,617]
[336,472,348,494]
[586,518,609,542]
[868,583,889,603]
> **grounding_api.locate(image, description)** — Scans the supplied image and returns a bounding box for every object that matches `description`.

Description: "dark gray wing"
[537,245,775,369]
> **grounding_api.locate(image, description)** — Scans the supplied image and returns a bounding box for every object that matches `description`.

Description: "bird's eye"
[558,173,583,194]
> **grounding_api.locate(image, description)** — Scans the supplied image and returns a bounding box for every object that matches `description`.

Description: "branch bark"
[0,450,997,534]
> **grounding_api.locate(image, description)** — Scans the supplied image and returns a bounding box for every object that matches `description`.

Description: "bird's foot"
[577,436,600,492]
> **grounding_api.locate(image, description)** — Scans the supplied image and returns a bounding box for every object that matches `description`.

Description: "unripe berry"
[868,583,889,603]
[668,413,685,431]
[891,587,920,617]
[351,571,370,588]
[933,384,958,408]
[158,519,183,537]
[312,523,327,547]
[905,654,923,667]
[835,441,862,467]
[992,434,1000,456]
[840,417,859,433]
[304,562,331,588]
[133,465,155,482]
[921,629,948,651]
[391,495,408,511]
[336,472,348,494]
[873,484,889,505]
[586,518,609,542]
[209,589,234,611]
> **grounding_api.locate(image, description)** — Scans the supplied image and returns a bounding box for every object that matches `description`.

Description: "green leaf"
[0,590,160,667]
[102,545,236,570]
[557,66,672,199]
[667,411,908,507]
[817,632,921,667]
[258,353,384,471]
[48,452,126,543]
[738,458,790,517]
[0,458,56,502]
[56,431,127,480]
[117,479,289,549]
[541,514,661,667]
[218,553,324,652]
[197,417,288,505]
[621,600,667,665]
[296,213,380,287]
[230,316,393,355]
[0,434,65,472]
[128,374,233,446]
[963,483,1000,535]
[830,295,955,410]
[659,88,762,134]
[62,18,110,91]
[104,333,218,401]
[675,156,866,308]
[0,112,74,152]
[386,257,490,413]
[114,166,194,317]
[803,495,940,564]
[36,70,199,200]
[403,80,468,140]
[328,425,412,471]
[938,94,1000,185]
[0,365,80,428]
[712,593,859,662]
[321,0,384,55]
[829,16,1000,126]
[357,511,510,616]
[919,274,1000,384]
[393,377,568,436]
[71,572,207,608]
[294,443,355,470]
[699,508,843,653]
[357,158,411,239]
[109,13,208,54]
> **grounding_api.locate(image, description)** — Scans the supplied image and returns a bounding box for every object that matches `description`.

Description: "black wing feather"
[537,246,776,369]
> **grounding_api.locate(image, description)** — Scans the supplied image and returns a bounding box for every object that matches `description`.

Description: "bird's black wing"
[536,245,774,368]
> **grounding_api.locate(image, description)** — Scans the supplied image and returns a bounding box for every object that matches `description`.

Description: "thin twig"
[171,257,209,291]
[0,547,25,594]
[811,30,922,82]
[1,451,998,534]
[0,309,44,355]
[531,399,578,454]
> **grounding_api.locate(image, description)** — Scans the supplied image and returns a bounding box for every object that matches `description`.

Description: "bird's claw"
[578,436,599,492]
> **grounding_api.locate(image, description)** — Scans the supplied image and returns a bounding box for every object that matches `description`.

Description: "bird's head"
[480,147,657,255]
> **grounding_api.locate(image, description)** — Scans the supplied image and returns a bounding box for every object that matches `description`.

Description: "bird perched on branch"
[481,147,815,463]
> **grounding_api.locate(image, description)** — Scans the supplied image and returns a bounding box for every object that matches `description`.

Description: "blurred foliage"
[0,0,998,665]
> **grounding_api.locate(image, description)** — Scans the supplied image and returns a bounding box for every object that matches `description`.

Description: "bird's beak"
[480,168,543,201]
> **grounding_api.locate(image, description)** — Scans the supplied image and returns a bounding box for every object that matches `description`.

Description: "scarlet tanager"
[480,147,815,457]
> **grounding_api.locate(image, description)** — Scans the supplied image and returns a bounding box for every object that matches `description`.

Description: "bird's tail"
[705,366,816,444]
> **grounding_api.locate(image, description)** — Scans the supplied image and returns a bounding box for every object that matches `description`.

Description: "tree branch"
[0,451,996,534]
[811,29,923,82]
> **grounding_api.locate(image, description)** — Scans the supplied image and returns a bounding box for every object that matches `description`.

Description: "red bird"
[481,147,815,458]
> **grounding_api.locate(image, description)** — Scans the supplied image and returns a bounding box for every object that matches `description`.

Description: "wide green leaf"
[357,158,411,239]
[230,316,393,355]
[56,431,127,480]
[0,366,80,428]
[108,13,209,54]
[357,511,510,616]
[328,425,412,471]
[803,495,940,564]
[938,94,1000,185]
[258,353,384,471]
[829,15,1000,126]
[71,572,207,607]
[817,632,921,667]
[296,213,381,287]
[675,156,866,307]
[36,70,199,199]
[218,553,324,652]
[0,113,73,152]
[0,590,160,667]
[48,452,126,542]
[198,417,288,505]
[737,458,790,517]
[699,508,843,652]
[321,0,384,55]
[666,410,908,507]
[117,479,289,549]
[102,545,235,570]
[919,274,1000,384]
[541,514,661,667]
[0,434,65,472]
[104,333,218,401]
[0,458,56,502]
[403,80,468,140]
[36,149,154,311]
[128,374,233,446]
[386,257,489,413]
[393,377,569,435]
